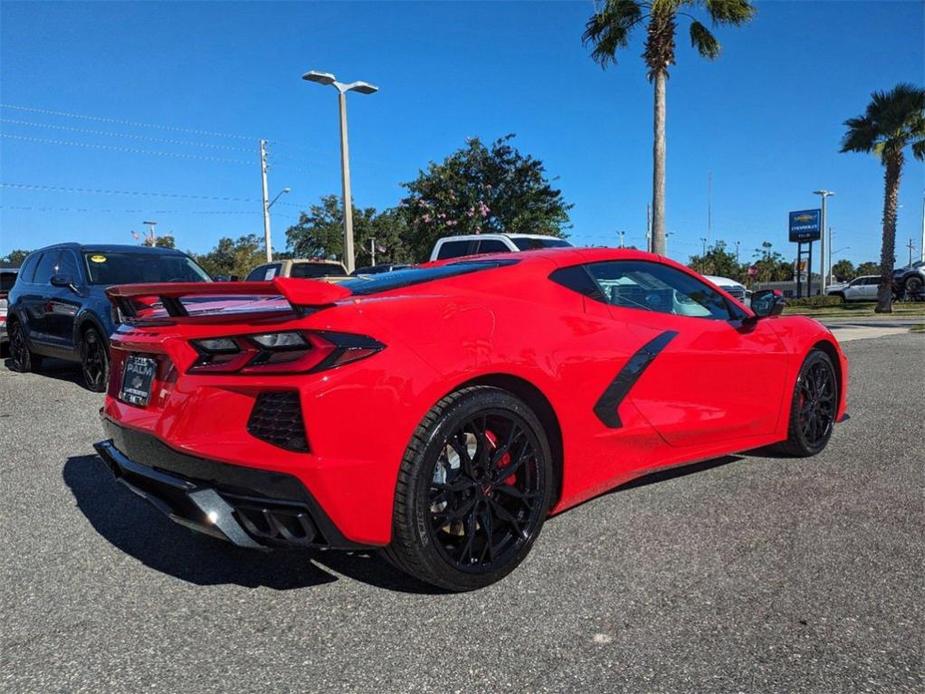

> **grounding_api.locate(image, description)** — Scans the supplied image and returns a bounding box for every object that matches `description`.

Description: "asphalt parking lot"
[2,333,923,693]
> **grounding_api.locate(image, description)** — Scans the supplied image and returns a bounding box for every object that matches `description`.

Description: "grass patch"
[784,301,925,319]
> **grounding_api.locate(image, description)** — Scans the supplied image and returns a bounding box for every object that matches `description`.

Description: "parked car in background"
[703,275,748,303]
[6,244,211,390]
[0,266,19,346]
[893,260,924,299]
[429,233,572,261]
[352,263,413,276]
[245,259,350,282]
[826,275,880,302]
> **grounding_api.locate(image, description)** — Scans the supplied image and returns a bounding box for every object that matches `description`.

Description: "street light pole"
[260,139,272,262]
[813,190,834,292]
[303,70,378,274]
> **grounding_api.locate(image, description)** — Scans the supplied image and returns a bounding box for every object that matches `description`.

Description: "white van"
[429,234,571,261]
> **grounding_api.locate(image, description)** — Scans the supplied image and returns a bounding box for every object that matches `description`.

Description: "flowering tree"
[400,135,572,260]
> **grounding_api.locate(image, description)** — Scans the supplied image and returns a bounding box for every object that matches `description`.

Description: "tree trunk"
[651,70,667,256]
[875,153,903,313]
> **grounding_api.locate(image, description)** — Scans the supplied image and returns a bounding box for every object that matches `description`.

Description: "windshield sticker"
[89,254,108,263]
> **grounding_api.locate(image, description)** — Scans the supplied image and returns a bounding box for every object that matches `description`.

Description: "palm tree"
[841,83,925,313]
[583,0,755,256]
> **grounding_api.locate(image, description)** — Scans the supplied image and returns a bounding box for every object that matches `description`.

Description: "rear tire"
[385,386,553,591]
[8,319,42,373]
[776,350,838,457]
[80,326,110,392]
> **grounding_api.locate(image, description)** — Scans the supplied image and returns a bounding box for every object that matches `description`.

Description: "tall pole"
[735,240,741,264]
[646,203,652,253]
[618,230,625,248]
[370,237,376,267]
[920,193,924,262]
[827,226,833,288]
[908,237,916,266]
[707,171,712,244]
[814,190,834,292]
[337,91,355,274]
[699,237,708,255]
[259,139,272,262]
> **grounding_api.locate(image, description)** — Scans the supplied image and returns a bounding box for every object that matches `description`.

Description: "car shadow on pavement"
[63,454,443,594]
[4,357,86,388]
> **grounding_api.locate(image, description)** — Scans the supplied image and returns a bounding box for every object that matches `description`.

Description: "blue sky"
[1,1,923,266]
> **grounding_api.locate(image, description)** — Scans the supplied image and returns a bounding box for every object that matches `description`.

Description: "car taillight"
[188,330,384,374]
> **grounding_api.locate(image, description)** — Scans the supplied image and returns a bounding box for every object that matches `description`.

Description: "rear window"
[342,259,518,296]
[83,251,211,285]
[290,262,346,279]
[0,271,17,291]
[512,237,571,251]
[436,240,473,260]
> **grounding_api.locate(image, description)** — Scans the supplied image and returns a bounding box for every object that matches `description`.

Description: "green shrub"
[785,295,844,308]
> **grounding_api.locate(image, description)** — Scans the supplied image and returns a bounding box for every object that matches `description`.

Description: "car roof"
[29,243,187,255]
[437,233,565,242]
[703,275,745,287]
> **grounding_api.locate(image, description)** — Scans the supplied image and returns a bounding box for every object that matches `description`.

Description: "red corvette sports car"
[94,248,848,590]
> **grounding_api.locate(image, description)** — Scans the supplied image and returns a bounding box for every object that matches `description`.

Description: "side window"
[585,260,733,320]
[57,250,81,282]
[436,240,474,260]
[33,251,61,284]
[864,277,880,285]
[474,239,511,254]
[19,253,40,282]
[245,264,269,281]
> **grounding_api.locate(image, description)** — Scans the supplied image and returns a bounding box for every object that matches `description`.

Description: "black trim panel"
[99,418,368,549]
[593,330,678,428]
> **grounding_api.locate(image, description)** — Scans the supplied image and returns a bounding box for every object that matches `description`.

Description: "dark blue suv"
[7,243,211,390]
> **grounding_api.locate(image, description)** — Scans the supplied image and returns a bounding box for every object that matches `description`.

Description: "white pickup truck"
[429,233,571,261]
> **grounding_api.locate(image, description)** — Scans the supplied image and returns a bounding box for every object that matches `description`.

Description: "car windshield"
[290,263,347,279]
[511,237,572,251]
[83,252,211,285]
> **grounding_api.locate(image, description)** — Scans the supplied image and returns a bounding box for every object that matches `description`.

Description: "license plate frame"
[119,355,157,407]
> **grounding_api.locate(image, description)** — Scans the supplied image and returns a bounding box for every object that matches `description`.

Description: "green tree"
[154,235,175,249]
[399,135,572,261]
[687,241,745,281]
[285,196,414,265]
[831,259,856,282]
[856,261,881,276]
[1,249,31,266]
[751,241,793,283]
[841,83,925,312]
[193,234,264,279]
[583,0,755,256]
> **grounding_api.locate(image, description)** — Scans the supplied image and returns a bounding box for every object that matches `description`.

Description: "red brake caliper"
[485,430,516,486]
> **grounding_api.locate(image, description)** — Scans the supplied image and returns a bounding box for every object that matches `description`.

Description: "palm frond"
[911,137,925,162]
[704,0,757,25]
[582,0,645,68]
[690,20,720,59]
[840,115,877,154]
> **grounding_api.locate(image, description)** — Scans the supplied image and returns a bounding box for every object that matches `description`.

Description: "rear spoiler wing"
[107,278,352,320]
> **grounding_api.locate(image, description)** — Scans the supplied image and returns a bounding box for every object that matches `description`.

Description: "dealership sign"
[789,209,822,242]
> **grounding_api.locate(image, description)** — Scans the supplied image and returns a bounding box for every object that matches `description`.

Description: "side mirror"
[50,274,71,288]
[749,289,786,318]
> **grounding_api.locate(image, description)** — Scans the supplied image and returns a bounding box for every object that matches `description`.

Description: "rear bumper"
[95,420,372,551]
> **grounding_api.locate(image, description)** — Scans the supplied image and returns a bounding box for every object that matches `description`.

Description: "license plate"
[120,355,157,406]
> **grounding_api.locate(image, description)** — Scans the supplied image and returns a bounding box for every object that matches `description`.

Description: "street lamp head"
[345,81,378,95]
[282,187,292,194]
[303,70,336,86]
[813,190,835,197]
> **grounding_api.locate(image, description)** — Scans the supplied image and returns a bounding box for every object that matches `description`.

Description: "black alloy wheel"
[778,350,838,457]
[8,320,38,372]
[386,387,553,591]
[80,327,110,392]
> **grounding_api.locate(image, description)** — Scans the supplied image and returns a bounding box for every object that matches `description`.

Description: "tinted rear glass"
[342,259,518,296]
[83,252,211,285]
[0,271,17,291]
[290,263,346,278]
[34,251,60,283]
[436,240,472,260]
[512,237,571,251]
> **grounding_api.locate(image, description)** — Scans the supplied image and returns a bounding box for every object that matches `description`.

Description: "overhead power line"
[0,181,300,207]
[1,204,260,215]
[0,118,254,152]
[0,133,252,164]
[0,103,258,141]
